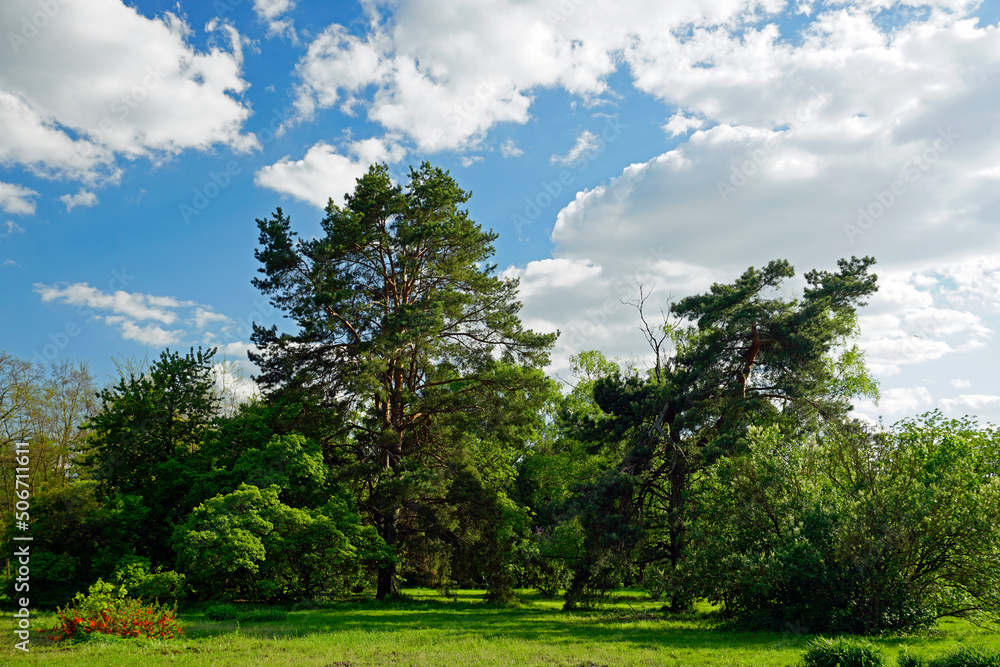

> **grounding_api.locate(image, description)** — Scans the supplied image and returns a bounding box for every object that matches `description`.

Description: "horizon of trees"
[2,163,998,635]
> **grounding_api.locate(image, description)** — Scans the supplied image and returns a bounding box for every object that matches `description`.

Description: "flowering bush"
[46,579,183,642]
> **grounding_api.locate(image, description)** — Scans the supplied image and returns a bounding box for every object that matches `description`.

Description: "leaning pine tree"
[250,163,555,599]
[563,257,879,609]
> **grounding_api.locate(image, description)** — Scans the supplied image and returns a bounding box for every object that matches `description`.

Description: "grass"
[4,589,999,666]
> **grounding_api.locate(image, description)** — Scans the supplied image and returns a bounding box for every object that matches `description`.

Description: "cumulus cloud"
[663,112,705,137]
[290,0,638,151]
[0,0,255,190]
[880,386,935,415]
[0,181,39,215]
[106,316,185,346]
[58,189,98,212]
[191,307,231,328]
[255,136,406,208]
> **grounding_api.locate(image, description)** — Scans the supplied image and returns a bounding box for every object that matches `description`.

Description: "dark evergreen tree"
[564,257,879,608]
[251,162,555,598]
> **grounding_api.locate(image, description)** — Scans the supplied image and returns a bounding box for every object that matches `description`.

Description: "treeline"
[3,162,999,635]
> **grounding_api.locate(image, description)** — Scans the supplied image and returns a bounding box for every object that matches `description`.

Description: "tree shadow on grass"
[178,589,818,656]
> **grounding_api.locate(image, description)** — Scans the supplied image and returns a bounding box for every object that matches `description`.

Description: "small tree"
[82,347,220,564]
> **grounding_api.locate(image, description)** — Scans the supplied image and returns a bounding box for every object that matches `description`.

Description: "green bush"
[898,651,926,667]
[241,607,287,622]
[204,604,240,621]
[112,555,188,606]
[800,636,885,667]
[173,483,388,602]
[690,415,1000,634]
[46,579,182,642]
[924,647,1000,667]
[203,603,287,622]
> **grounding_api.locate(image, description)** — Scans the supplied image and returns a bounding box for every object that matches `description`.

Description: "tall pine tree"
[251,162,555,598]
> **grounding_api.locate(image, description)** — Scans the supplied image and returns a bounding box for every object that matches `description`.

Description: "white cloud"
[107,316,185,346]
[58,189,98,212]
[253,0,296,39]
[255,137,406,208]
[290,0,639,151]
[34,281,254,350]
[0,181,39,215]
[502,251,721,379]
[951,378,972,389]
[3,220,25,236]
[0,0,256,189]
[500,138,524,158]
[35,282,187,323]
[215,341,260,358]
[551,130,601,166]
[881,386,935,415]
[663,112,705,136]
[211,360,262,408]
[460,155,483,167]
[940,394,1000,414]
[191,307,231,328]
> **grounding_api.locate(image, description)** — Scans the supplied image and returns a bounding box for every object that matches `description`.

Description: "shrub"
[690,416,1000,634]
[800,636,885,667]
[925,647,1000,667]
[112,555,188,606]
[242,607,287,622]
[204,604,240,621]
[897,651,926,667]
[203,603,287,622]
[46,579,183,642]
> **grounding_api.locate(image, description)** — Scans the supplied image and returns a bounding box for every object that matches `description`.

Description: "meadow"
[5,589,999,666]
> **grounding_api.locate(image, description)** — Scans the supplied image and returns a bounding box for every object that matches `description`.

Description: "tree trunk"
[375,507,401,600]
[376,560,400,600]
[667,452,690,611]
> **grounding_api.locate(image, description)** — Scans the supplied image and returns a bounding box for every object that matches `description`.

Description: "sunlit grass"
[5,589,999,666]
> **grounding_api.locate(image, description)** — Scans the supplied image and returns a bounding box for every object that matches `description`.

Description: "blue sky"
[2,0,1000,424]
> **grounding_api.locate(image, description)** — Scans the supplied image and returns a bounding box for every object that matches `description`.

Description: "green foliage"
[232,433,329,507]
[251,162,555,598]
[525,518,583,598]
[561,257,879,610]
[111,555,188,606]
[800,637,885,667]
[687,413,1000,634]
[84,347,220,498]
[47,579,183,642]
[204,603,239,621]
[173,483,388,602]
[82,347,221,563]
[922,647,1000,667]
[898,647,1000,667]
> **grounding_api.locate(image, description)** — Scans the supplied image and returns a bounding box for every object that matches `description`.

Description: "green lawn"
[5,589,999,666]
